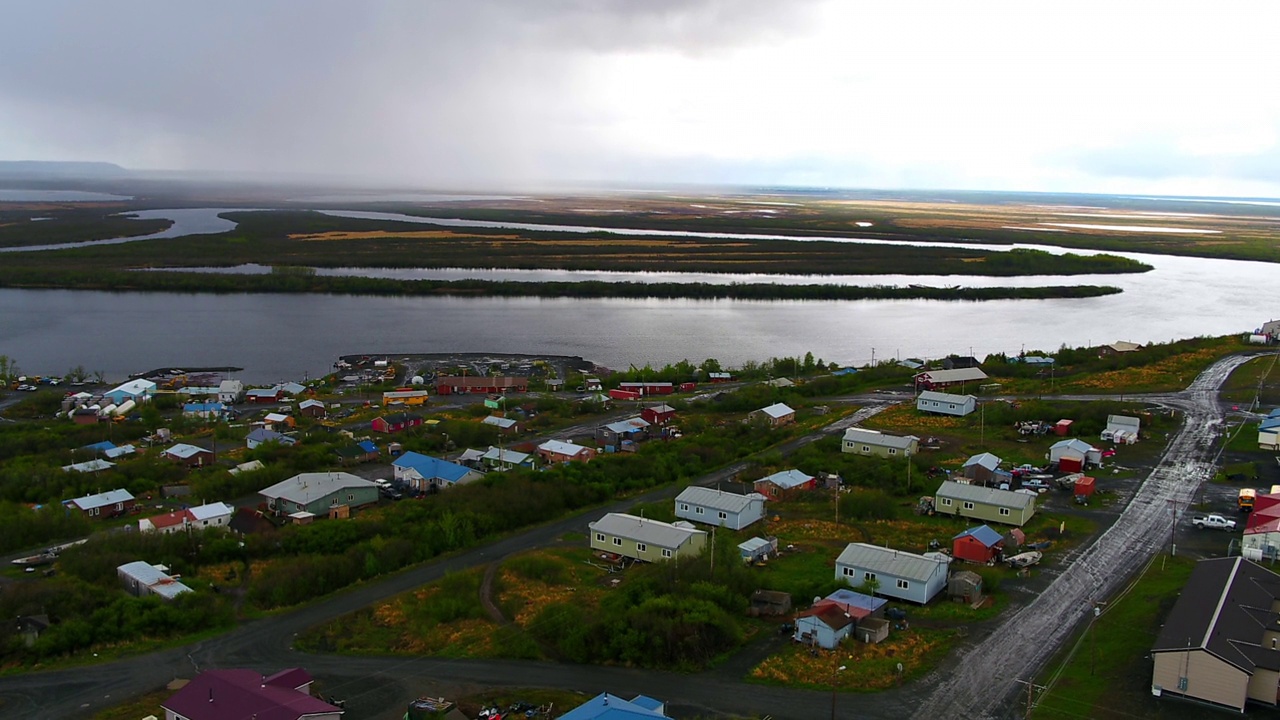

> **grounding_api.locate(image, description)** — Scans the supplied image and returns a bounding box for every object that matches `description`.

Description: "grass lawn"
[1029,555,1231,720]
[750,627,961,692]
[1052,344,1243,394]
[90,687,171,720]
[1219,354,1280,406]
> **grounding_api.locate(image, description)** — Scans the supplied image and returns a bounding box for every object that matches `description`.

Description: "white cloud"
[0,0,1276,195]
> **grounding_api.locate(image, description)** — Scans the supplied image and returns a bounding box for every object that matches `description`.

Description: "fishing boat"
[11,551,57,567]
[1005,551,1043,569]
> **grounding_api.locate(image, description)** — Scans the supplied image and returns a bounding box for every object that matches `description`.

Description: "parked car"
[1022,479,1050,492]
[1192,514,1237,531]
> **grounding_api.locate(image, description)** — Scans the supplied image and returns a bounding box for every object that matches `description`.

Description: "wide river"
[0,208,1272,382]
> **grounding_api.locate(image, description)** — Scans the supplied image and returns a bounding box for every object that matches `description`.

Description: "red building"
[372,412,423,433]
[641,403,677,425]
[435,376,528,395]
[952,525,1005,563]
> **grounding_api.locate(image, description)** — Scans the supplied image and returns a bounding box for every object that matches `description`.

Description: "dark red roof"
[797,600,857,630]
[164,668,339,720]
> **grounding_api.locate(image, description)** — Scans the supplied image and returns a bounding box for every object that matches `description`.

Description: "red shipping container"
[609,389,642,401]
[679,382,697,392]
[1074,476,1096,497]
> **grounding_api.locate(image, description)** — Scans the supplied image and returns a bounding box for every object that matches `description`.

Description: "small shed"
[739,536,778,563]
[952,525,1005,564]
[1004,527,1026,548]
[750,590,792,616]
[1054,419,1074,436]
[1074,476,1096,498]
[948,570,984,604]
[856,617,891,644]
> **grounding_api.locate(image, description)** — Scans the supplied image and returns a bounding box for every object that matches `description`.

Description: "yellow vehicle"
[1239,487,1257,513]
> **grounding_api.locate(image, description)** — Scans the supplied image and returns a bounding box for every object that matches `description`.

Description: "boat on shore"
[11,551,57,567]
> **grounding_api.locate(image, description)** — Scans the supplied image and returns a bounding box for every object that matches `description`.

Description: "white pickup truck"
[1192,514,1237,531]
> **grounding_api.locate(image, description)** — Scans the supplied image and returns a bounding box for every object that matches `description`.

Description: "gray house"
[916,390,976,417]
[589,513,707,563]
[675,487,767,530]
[842,428,918,458]
[835,543,949,604]
[259,471,379,516]
[934,480,1037,526]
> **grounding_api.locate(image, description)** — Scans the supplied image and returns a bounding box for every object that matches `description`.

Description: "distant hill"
[0,161,130,179]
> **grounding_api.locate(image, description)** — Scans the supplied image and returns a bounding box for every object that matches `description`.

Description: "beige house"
[589,513,707,563]
[1152,557,1280,712]
[842,427,918,458]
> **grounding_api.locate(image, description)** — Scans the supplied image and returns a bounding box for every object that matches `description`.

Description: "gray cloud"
[0,1,820,187]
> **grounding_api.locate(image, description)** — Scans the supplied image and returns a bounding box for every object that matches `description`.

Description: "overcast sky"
[1,0,1277,196]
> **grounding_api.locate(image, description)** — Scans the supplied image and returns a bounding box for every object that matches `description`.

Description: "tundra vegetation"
[0,209,1146,301]
[0,335,1244,678]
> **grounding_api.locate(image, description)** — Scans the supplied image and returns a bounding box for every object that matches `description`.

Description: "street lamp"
[831,664,847,720]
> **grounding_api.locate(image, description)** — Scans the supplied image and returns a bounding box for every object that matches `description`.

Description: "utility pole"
[1167,499,1180,556]
[1009,678,1046,718]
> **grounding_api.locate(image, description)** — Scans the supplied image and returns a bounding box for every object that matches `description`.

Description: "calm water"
[0,207,1274,381]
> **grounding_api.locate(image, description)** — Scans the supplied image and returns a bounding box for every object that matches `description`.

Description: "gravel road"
[910,353,1257,720]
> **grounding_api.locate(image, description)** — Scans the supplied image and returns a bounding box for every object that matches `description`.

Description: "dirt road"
[910,354,1256,720]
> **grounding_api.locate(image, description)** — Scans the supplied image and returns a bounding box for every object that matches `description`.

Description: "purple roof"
[163,668,340,720]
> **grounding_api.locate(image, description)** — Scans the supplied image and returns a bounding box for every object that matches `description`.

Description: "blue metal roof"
[953,524,1004,548]
[824,588,887,613]
[559,693,667,720]
[82,441,116,452]
[356,440,378,453]
[393,451,472,483]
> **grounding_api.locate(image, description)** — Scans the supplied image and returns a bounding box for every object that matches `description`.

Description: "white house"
[916,390,976,417]
[675,487,767,530]
[835,543,949,604]
[117,561,192,600]
[218,379,245,404]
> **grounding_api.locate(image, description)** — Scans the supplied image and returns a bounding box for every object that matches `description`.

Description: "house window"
[612,537,622,546]
[718,511,727,520]
[347,494,354,501]
[695,507,704,514]
[862,445,871,453]
[888,448,897,455]
[948,404,956,410]
[896,579,910,590]
[662,549,672,558]
[595,533,605,543]
[90,507,99,516]
[843,567,854,577]
[940,498,952,507]
[680,503,689,511]
[637,543,647,552]
[999,507,1011,516]
[864,571,877,583]
[963,501,975,510]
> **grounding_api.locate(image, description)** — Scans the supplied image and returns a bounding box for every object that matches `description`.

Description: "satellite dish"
[410,375,425,385]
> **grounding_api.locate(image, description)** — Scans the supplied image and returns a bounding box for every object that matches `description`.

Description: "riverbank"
[0,267,1124,301]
